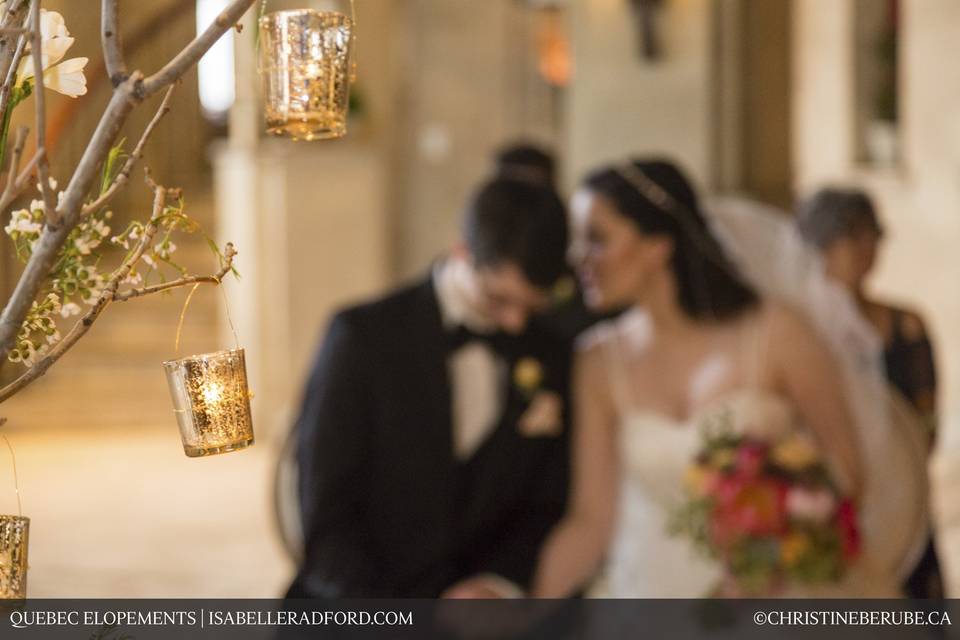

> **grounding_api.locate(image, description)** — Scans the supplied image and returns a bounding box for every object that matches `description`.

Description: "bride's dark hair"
[583,158,758,321]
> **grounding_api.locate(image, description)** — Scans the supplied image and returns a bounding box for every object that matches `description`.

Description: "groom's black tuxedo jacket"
[286,276,572,598]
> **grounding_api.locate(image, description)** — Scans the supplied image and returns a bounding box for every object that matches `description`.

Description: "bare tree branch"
[140,0,254,98]
[81,84,175,218]
[101,0,127,86]
[29,0,56,229]
[0,0,256,366]
[113,242,236,303]
[0,146,41,212]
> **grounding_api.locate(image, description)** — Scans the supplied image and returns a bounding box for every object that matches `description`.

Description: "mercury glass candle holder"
[0,516,28,600]
[163,349,255,458]
[258,8,354,141]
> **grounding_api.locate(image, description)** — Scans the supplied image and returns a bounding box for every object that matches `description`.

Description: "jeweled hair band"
[611,162,738,277]
[614,163,679,216]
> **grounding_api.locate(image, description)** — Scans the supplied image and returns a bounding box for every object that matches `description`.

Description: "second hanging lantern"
[258,2,356,141]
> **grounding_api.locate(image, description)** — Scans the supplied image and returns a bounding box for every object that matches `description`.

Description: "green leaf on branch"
[99,138,128,196]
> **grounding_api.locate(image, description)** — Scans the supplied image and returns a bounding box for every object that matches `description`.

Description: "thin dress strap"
[744,310,771,390]
[599,324,635,416]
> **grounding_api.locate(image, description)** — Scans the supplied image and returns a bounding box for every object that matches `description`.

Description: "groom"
[286,153,573,598]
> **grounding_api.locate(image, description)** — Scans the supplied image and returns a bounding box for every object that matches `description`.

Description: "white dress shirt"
[433,259,528,597]
[433,259,508,461]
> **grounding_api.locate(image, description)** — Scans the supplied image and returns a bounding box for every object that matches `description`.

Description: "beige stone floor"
[0,421,293,598]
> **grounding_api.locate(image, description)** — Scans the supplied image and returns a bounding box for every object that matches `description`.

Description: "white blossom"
[59,302,81,318]
[4,209,41,236]
[15,9,88,98]
[154,241,176,259]
[91,219,110,237]
[36,177,57,193]
[44,292,61,314]
[73,236,96,255]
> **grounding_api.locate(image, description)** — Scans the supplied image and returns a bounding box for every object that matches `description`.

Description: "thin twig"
[0,178,169,403]
[0,29,27,115]
[140,0,254,98]
[29,0,56,228]
[114,243,236,303]
[0,11,30,150]
[0,146,40,212]
[0,0,27,27]
[1,125,27,201]
[0,0,28,90]
[101,0,127,86]
[81,84,175,218]
[0,177,236,402]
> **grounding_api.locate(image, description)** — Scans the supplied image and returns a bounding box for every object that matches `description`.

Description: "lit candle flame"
[201,381,224,406]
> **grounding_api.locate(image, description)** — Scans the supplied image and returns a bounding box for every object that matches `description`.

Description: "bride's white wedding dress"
[588,311,908,598]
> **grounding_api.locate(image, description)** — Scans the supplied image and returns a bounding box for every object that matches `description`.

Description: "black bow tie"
[446,324,518,355]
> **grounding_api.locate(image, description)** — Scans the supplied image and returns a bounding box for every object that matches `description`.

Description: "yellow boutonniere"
[551,276,576,305]
[513,357,544,397]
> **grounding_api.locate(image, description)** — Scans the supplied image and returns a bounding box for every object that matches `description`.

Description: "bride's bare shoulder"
[758,300,823,347]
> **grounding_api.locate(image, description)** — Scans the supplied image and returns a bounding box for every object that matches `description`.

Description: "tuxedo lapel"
[409,277,455,467]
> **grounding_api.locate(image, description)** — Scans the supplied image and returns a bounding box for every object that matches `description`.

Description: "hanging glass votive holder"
[0,515,28,600]
[163,348,255,458]
[258,7,355,141]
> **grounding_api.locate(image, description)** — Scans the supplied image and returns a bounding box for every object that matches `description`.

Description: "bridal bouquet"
[670,423,861,596]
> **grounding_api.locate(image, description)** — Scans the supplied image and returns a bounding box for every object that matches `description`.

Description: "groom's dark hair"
[462,144,568,289]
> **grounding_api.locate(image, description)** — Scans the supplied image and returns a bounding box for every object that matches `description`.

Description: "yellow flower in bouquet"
[683,463,717,497]
[771,434,819,471]
[780,531,811,568]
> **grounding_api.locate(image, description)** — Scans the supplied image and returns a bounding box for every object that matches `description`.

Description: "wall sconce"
[629,0,664,60]
[517,0,572,87]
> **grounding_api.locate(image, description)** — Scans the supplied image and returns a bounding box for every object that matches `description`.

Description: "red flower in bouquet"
[710,472,788,547]
[734,441,768,478]
[837,498,862,560]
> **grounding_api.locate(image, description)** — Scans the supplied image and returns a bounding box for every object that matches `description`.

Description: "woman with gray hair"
[796,186,942,599]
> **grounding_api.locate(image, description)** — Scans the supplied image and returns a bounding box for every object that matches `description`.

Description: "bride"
[531,159,925,598]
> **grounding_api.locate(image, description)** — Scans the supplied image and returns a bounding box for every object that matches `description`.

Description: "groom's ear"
[451,241,472,262]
